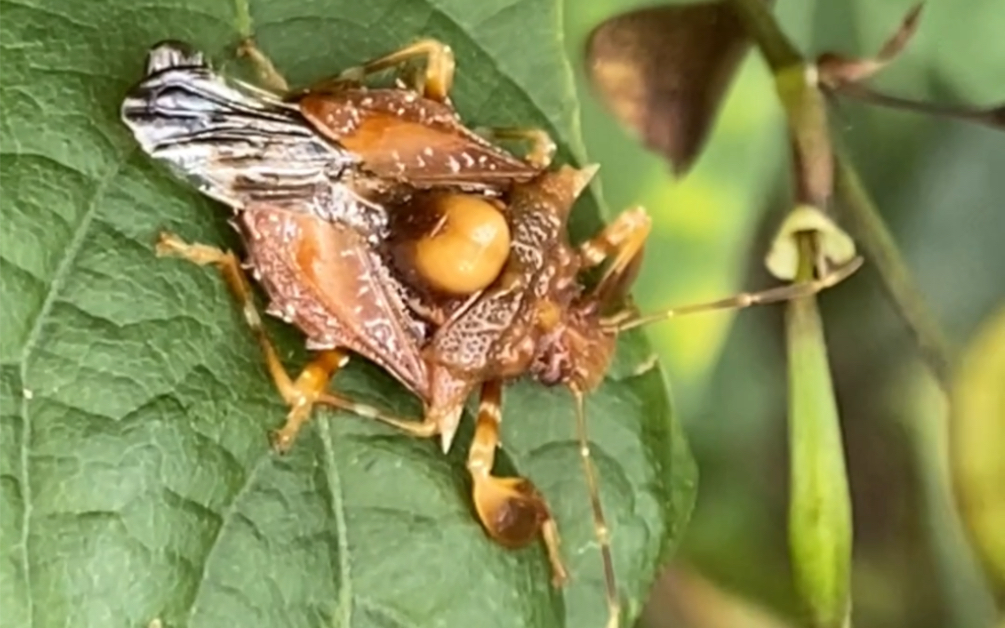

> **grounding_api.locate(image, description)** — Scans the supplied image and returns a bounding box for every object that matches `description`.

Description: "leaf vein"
[357,596,422,628]
[233,0,252,38]
[16,154,131,628]
[318,418,353,628]
[183,450,272,625]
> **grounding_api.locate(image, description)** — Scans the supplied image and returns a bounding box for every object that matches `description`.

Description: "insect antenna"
[571,388,621,628]
[603,255,863,333]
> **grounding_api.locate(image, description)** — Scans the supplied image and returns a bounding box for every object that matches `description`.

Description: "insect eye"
[402,193,511,296]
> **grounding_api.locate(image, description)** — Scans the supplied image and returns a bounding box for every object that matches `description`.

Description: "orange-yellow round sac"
[412,194,510,295]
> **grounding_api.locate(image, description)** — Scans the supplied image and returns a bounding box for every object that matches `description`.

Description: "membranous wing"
[121,40,357,214]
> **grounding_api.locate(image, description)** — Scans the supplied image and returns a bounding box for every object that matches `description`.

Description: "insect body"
[121,37,579,596]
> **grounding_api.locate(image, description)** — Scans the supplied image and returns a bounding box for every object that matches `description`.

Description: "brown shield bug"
[121,35,575,604]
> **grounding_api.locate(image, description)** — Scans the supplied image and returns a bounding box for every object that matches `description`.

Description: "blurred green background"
[560,1,1005,627]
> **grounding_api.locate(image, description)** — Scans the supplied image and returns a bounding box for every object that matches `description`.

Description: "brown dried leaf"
[584,0,767,175]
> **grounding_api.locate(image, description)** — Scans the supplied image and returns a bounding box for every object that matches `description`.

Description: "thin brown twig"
[832,84,1005,131]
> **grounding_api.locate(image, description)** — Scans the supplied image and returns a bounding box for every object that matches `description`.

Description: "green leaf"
[0,1,695,627]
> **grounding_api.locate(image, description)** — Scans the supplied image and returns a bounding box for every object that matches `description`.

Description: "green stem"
[832,149,956,393]
[730,0,833,210]
[728,0,802,68]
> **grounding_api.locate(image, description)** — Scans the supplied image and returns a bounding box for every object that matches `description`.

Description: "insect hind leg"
[467,380,568,586]
[156,232,345,450]
[577,206,652,307]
